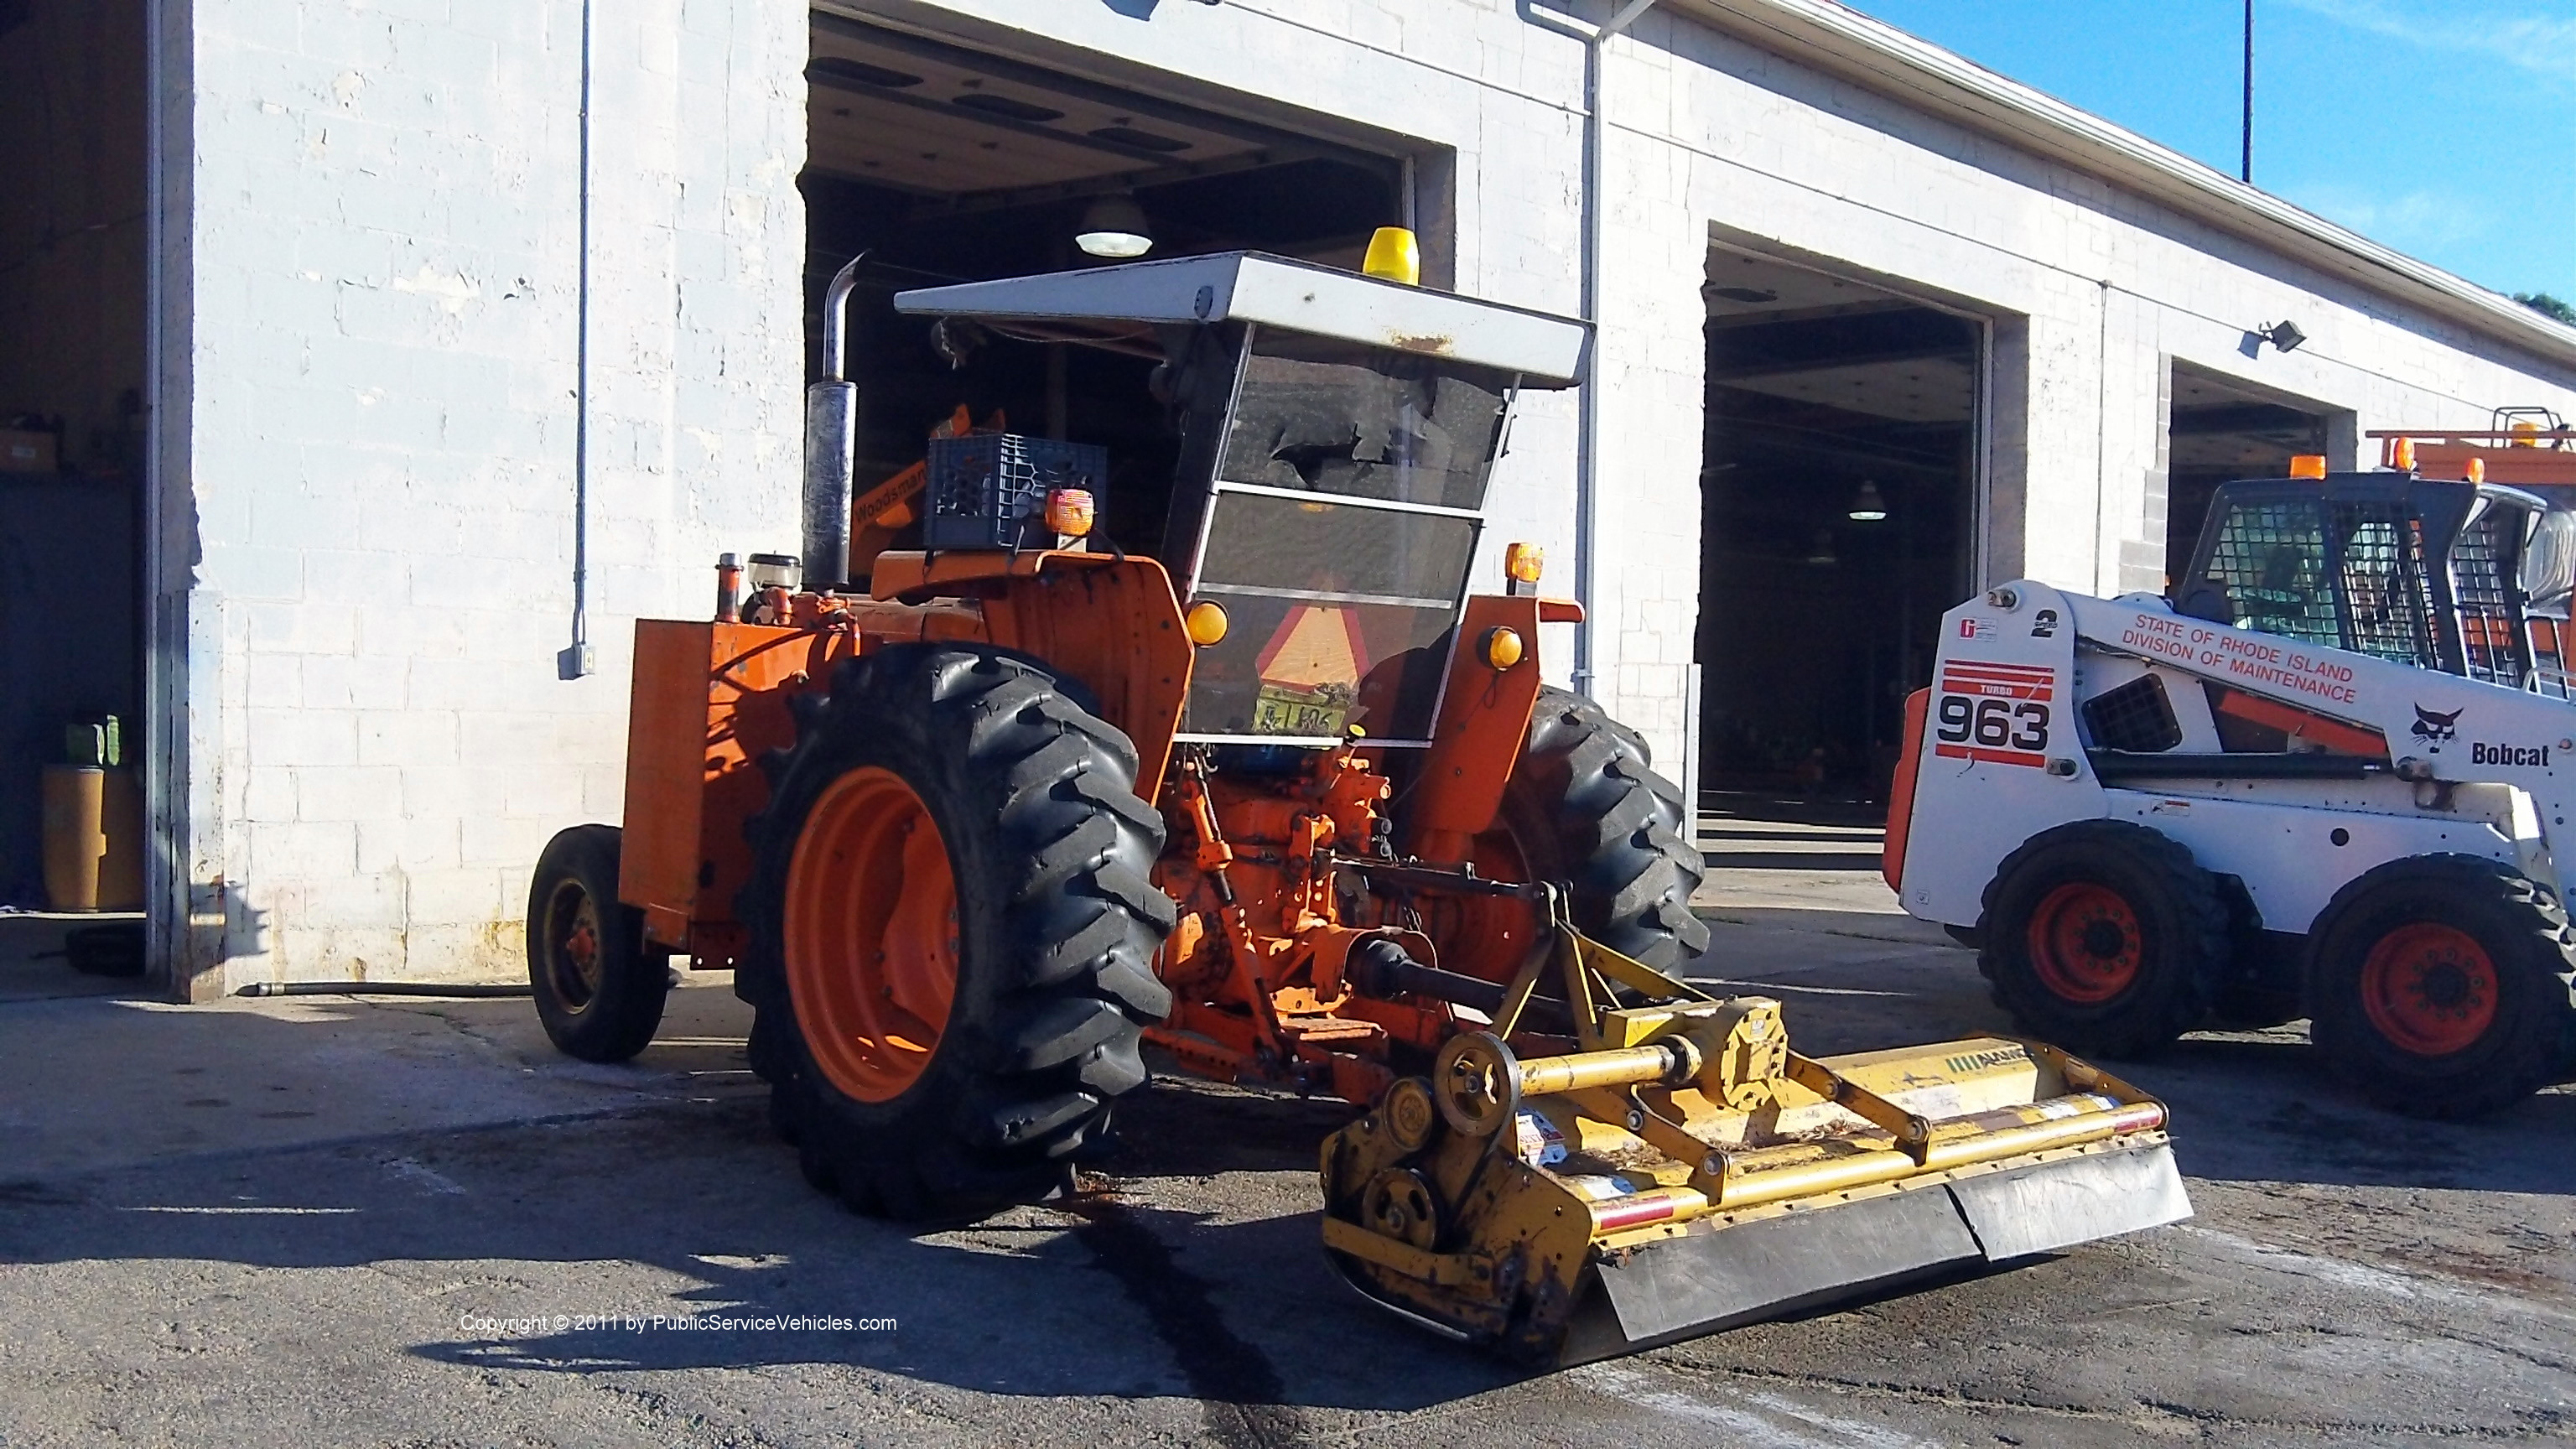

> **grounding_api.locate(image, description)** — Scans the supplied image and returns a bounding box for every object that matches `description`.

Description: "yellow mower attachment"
[1318,918,2190,1364]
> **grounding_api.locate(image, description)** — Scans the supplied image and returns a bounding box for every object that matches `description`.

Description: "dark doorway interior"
[801,15,1404,561]
[1697,252,1981,808]
[2164,363,2333,580]
[0,3,146,906]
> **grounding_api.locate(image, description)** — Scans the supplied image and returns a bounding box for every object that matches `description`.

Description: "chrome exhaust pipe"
[802,254,865,591]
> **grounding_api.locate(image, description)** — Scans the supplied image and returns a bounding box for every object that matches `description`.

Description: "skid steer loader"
[524,234,2188,1365]
[1891,429,2576,1119]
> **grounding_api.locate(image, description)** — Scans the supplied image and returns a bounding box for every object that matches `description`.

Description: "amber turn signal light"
[1480,626,1524,671]
[1046,488,1095,538]
[1185,600,1229,647]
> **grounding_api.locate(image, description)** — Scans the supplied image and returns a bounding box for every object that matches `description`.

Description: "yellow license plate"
[1254,683,1352,738]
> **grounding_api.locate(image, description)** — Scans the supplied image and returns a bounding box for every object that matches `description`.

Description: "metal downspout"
[1526,0,1663,699]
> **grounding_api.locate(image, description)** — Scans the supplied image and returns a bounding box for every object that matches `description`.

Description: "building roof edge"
[1668,0,2576,373]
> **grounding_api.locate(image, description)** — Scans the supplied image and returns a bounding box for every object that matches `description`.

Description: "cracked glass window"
[1215,333,1511,510]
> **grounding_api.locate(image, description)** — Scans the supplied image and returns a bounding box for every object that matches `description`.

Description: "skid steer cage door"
[1170,325,1521,748]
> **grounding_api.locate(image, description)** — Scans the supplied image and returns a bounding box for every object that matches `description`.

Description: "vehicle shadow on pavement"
[0,995,1519,1415]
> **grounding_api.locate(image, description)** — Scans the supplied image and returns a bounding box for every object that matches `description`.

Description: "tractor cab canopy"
[896,254,1589,748]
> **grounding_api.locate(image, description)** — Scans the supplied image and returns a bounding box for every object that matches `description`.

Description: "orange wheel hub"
[2359,922,2496,1057]
[785,766,960,1103]
[542,880,604,1010]
[2028,881,2142,1004]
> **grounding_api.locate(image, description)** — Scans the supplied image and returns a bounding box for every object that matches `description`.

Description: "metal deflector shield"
[1558,1144,2190,1366]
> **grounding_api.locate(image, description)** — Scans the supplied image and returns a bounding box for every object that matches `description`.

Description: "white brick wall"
[186,0,806,987]
[171,0,2576,984]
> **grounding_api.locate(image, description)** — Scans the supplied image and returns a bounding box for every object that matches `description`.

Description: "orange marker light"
[2466,456,2488,484]
[1045,488,1095,538]
[2390,437,2418,473]
[1184,600,1229,647]
[1480,626,1525,671]
[2289,454,2327,480]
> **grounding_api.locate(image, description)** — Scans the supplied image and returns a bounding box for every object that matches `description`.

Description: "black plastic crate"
[923,433,1107,550]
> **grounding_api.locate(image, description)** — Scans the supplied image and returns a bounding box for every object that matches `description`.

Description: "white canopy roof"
[893,252,1588,386]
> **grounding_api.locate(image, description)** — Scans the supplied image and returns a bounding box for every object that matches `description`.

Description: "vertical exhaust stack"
[803,256,865,592]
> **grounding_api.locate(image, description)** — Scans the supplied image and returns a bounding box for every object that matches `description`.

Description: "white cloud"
[2279,0,2576,84]
[2281,181,2496,253]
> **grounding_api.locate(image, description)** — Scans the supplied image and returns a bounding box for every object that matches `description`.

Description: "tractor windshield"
[1179,330,1515,745]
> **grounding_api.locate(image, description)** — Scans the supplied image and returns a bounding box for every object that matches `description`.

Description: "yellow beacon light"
[1363,227,1420,287]
[2288,454,2327,480]
[1184,600,1230,647]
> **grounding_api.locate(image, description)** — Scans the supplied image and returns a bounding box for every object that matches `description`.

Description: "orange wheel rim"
[2360,922,2496,1057]
[2028,881,2142,1004]
[543,880,604,1011]
[785,766,959,1103]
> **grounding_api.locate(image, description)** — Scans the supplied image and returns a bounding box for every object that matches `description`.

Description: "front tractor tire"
[2306,855,2576,1119]
[1977,820,2230,1059]
[527,824,671,1062]
[737,645,1173,1221]
[1498,687,1711,969]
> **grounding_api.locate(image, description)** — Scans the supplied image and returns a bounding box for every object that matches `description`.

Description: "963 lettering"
[1933,661,2053,769]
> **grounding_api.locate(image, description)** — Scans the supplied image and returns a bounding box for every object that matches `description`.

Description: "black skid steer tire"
[736,645,1174,1221]
[1978,820,2229,1059]
[2306,854,2576,1120]
[1498,687,1710,970]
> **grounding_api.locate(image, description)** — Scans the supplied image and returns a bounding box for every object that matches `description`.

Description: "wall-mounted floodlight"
[2257,319,2306,353]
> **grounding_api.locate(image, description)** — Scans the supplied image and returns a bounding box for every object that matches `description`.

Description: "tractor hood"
[893,252,1588,385]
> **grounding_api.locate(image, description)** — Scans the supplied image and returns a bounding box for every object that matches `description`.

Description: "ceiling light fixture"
[1805,529,1839,566]
[1847,480,1888,522]
[1075,193,1153,259]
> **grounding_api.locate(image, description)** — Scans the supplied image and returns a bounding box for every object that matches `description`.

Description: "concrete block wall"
[184,0,807,989]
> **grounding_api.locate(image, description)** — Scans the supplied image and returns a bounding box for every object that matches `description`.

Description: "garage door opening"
[2163,363,2335,580]
[802,13,1409,561]
[0,3,147,918]
[1696,250,1983,812]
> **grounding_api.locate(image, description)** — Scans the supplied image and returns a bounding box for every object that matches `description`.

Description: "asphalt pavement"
[0,834,2570,1448]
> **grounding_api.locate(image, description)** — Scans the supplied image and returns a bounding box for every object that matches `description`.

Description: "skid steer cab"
[524,235,2187,1366]
[1892,454,2576,1119]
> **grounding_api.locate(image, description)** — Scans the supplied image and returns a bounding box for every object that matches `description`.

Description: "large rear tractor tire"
[527,824,670,1062]
[2306,855,2576,1119]
[1977,820,2229,1058]
[1493,687,1709,970]
[737,645,1173,1221]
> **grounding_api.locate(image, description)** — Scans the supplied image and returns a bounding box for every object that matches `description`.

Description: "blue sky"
[1846,1,2576,302]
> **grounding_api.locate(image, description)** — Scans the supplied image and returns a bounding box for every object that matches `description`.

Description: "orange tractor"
[525,236,2189,1363]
